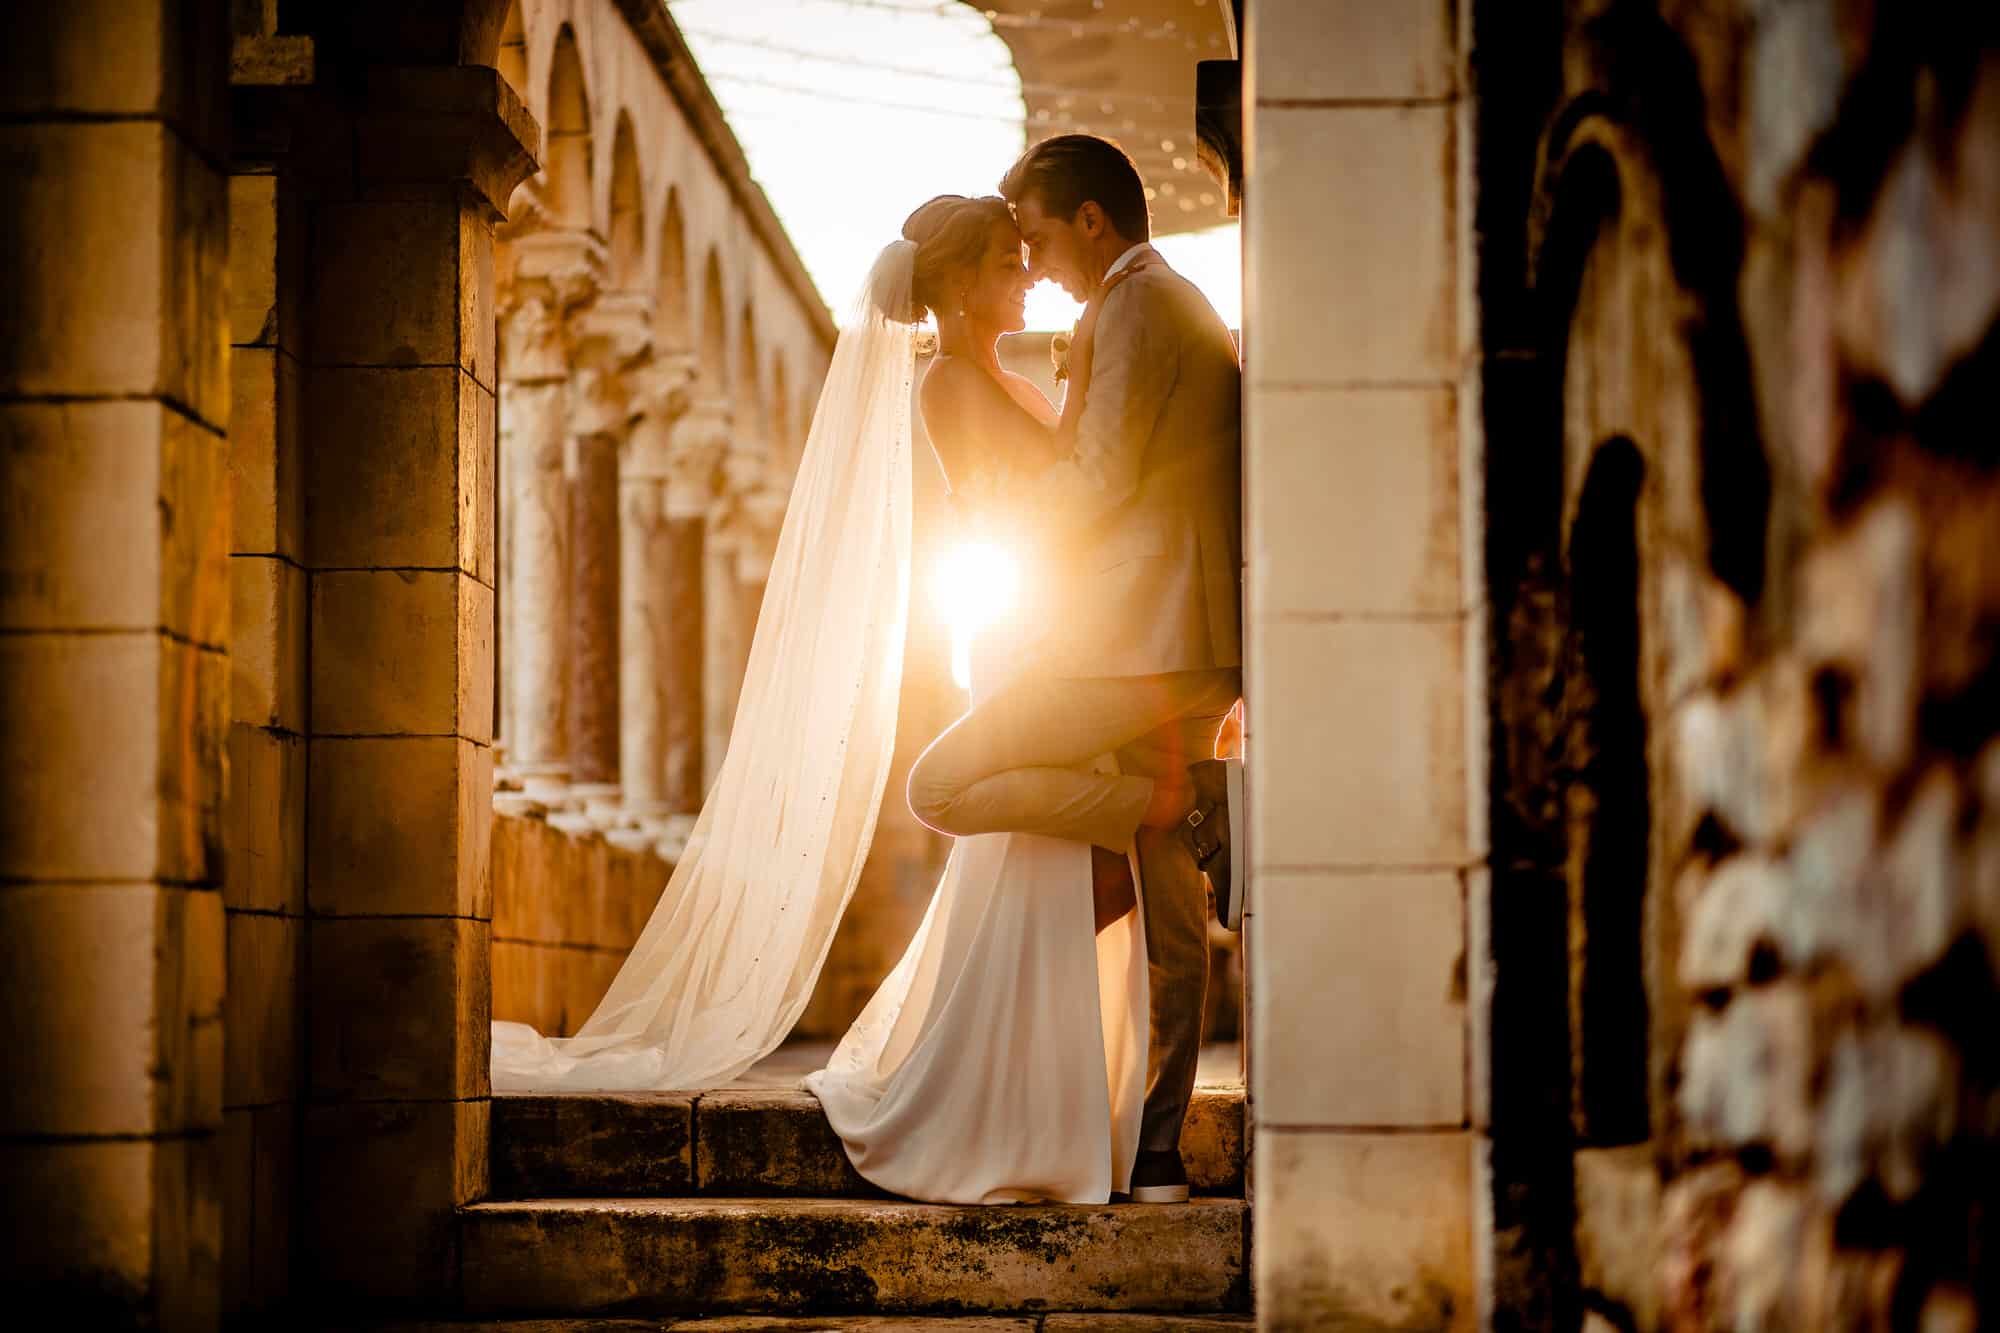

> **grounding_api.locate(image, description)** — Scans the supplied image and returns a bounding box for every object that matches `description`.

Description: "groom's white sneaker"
[1128,1149,1190,1204]
[1181,756,1244,931]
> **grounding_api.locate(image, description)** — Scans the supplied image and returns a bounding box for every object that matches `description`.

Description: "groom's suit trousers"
[906,665,1241,1152]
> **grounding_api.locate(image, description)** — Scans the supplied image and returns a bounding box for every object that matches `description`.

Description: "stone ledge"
[459,1197,1249,1315]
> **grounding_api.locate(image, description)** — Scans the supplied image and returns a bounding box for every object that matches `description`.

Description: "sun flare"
[930,542,1021,691]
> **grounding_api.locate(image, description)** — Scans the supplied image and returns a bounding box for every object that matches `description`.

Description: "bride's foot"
[1091,846,1136,933]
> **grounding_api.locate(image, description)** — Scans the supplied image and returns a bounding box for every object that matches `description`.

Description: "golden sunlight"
[929,542,1021,691]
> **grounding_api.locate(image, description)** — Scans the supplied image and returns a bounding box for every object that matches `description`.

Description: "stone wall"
[490,811,667,1036]
[1241,1,1485,1327]
[1478,1,2000,1328]
[0,1,233,1324]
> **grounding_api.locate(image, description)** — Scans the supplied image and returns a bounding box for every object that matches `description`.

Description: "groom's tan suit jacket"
[1034,246,1243,680]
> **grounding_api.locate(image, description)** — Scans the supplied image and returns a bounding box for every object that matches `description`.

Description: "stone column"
[605,355,699,853]
[555,294,654,831]
[1240,3,1481,1327]
[703,422,770,792]
[497,231,602,809]
[291,64,537,1309]
[659,398,729,856]
[0,2,231,1320]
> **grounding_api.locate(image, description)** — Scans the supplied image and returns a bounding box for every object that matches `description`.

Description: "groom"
[907,134,1244,1204]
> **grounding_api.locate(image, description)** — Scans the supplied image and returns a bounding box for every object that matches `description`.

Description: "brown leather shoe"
[1129,1148,1189,1204]
[1181,756,1243,930]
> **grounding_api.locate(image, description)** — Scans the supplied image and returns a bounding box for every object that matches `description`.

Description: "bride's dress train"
[805,631,1149,1205]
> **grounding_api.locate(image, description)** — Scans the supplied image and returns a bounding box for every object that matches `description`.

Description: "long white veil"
[492,240,919,1091]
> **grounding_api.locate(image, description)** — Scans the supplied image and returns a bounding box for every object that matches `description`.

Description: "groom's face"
[1013,195,1095,303]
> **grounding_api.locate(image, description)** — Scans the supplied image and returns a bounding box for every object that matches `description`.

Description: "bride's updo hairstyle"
[897,194,1013,325]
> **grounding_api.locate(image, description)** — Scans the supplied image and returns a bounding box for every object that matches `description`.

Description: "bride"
[804,194,1157,1204]
[493,194,1156,1205]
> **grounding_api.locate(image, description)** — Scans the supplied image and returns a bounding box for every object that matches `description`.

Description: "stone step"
[459,1197,1250,1317]
[492,1087,1245,1200]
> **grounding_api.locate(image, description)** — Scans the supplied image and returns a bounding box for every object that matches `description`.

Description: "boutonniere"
[1051,326,1075,383]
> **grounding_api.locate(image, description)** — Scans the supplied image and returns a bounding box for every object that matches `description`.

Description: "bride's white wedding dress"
[804,616,1149,1205]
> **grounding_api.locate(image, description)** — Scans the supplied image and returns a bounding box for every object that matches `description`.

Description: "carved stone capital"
[498,293,566,381]
[571,289,656,371]
[664,398,732,519]
[567,366,632,440]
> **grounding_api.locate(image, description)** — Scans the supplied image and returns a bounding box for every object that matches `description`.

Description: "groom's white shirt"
[1101,241,1149,284]
[1032,244,1244,679]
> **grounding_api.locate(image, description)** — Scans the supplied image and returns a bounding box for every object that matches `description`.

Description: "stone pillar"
[606,355,699,853]
[0,3,231,1322]
[497,232,602,808]
[703,422,769,792]
[293,65,536,1310]
[660,398,729,854]
[556,294,653,831]
[1241,2,1482,1328]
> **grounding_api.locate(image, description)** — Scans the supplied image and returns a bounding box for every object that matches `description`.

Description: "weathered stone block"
[0,401,229,643]
[0,633,220,882]
[229,345,304,560]
[302,1097,487,1307]
[249,1100,297,1309]
[1679,855,1789,992]
[1679,988,1814,1161]
[308,736,490,917]
[309,194,482,374]
[1248,619,1467,866]
[1247,386,1459,618]
[224,723,305,914]
[229,173,278,348]
[491,939,563,1040]
[1245,106,1454,385]
[0,1135,210,1327]
[230,555,305,732]
[1660,554,1747,706]
[469,377,498,582]
[557,946,621,1036]
[1782,773,1962,999]
[0,121,227,423]
[308,916,489,1102]
[1797,500,1919,770]
[219,1107,253,1319]
[0,0,228,150]
[1814,1023,1955,1207]
[1254,1130,1474,1331]
[0,884,220,1136]
[460,1196,1248,1315]
[1249,872,1465,1126]
[1572,1144,1661,1330]
[492,1092,696,1197]
[1671,661,1809,847]
[224,910,303,1109]
[309,568,492,740]
[562,831,610,947]
[308,365,486,573]
[1248,0,1454,101]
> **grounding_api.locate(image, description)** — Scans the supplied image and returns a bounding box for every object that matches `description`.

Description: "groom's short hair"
[999,135,1151,243]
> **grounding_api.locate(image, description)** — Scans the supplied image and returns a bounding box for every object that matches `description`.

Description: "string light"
[668,0,1205,43]
[681,27,1195,105]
